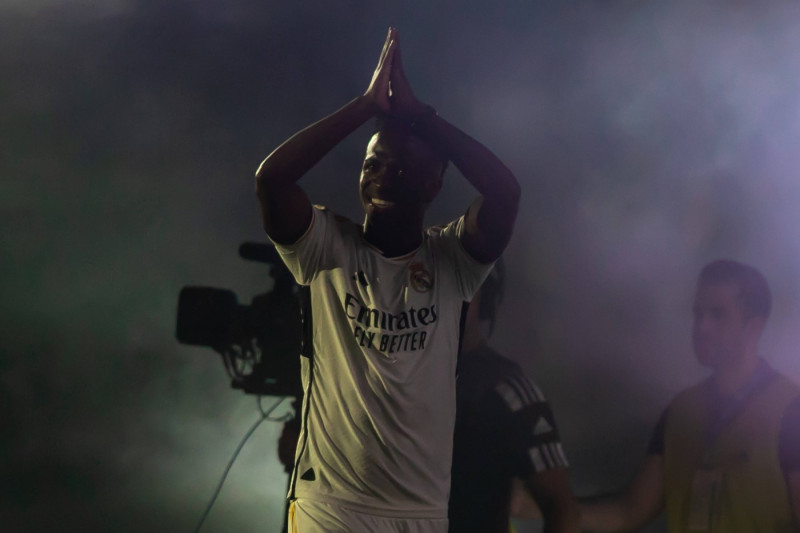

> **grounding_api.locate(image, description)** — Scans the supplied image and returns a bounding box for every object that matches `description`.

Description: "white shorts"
[288,498,448,533]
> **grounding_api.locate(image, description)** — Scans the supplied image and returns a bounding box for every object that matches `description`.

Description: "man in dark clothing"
[449,261,579,533]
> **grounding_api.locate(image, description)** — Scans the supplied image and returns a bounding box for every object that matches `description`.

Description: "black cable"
[193,396,286,533]
[259,395,293,422]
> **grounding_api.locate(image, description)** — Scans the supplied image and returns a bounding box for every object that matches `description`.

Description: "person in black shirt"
[449,260,579,533]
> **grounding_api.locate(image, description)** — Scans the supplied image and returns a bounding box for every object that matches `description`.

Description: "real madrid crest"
[408,262,434,293]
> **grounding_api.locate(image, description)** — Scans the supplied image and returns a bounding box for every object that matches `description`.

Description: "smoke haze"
[3,1,800,531]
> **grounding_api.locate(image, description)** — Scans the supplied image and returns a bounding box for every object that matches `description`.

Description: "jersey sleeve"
[269,205,331,286]
[495,375,570,476]
[436,215,495,301]
[779,395,800,471]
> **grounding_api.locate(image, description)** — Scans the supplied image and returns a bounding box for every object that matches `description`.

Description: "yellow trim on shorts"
[288,501,297,533]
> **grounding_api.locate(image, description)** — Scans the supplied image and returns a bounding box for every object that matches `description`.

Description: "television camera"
[175,242,307,397]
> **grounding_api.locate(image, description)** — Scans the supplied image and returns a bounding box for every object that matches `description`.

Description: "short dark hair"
[373,114,449,175]
[698,259,771,320]
[375,113,410,135]
[478,257,505,335]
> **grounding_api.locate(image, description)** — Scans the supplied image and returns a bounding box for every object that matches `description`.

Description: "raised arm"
[579,454,665,532]
[255,29,396,244]
[388,36,521,263]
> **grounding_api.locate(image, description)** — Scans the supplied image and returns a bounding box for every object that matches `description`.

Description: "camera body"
[175,243,305,397]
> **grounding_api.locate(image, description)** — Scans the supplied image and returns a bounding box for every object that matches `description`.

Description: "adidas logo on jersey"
[533,417,554,436]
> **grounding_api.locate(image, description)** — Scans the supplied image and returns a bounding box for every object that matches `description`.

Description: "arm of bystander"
[579,454,665,532]
[512,467,580,533]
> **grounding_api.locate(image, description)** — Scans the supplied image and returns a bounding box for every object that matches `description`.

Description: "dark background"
[3,1,800,531]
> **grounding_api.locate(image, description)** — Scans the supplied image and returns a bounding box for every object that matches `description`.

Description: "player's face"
[691,281,753,369]
[359,129,444,221]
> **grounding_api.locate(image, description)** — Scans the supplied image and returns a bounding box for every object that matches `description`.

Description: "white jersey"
[272,206,492,518]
